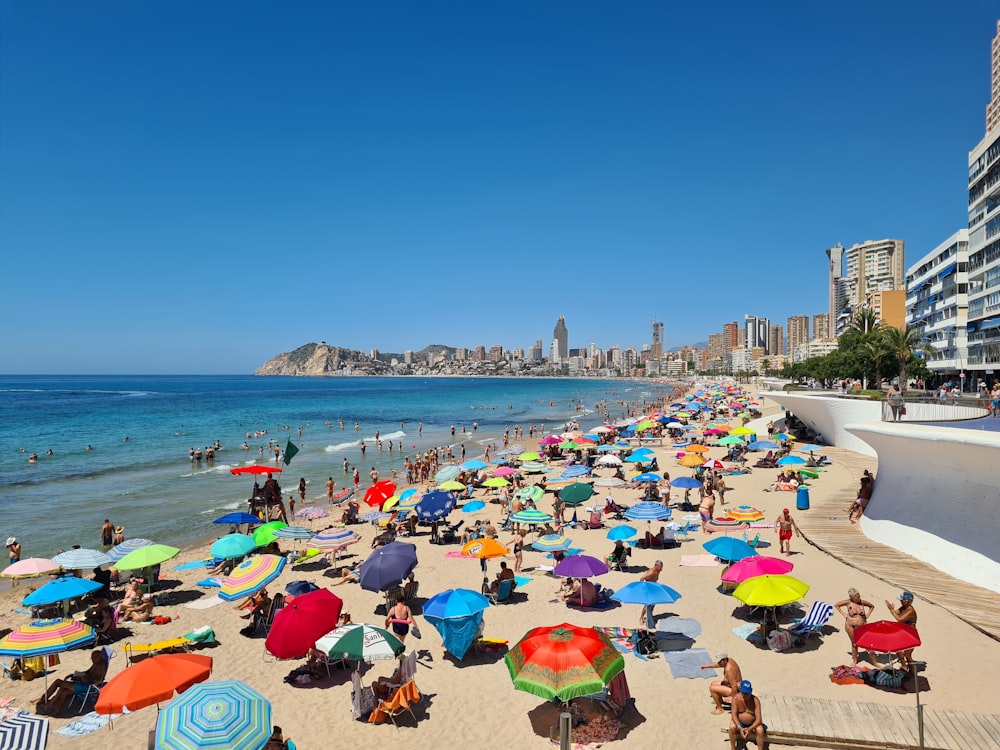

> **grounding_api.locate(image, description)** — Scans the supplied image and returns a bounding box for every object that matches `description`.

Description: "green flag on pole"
[284,439,299,465]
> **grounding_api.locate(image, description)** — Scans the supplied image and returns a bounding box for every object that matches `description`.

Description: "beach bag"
[901,406,907,415]
[767,629,792,652]
[635,631,658,656]
[410,623,421,640]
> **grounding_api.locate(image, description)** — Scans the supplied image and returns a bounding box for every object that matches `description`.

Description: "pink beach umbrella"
[720,555,794,584]
[493,467,517,477]
[538,436,562,446]
[2,558,60,579]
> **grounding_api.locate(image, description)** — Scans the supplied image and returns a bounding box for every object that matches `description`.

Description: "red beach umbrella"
[852,620,921,653]
[230,466,282,476]
[264,588,343,660]
[363,481,397,508]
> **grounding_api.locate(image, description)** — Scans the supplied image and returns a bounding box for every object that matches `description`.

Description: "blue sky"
[3,1,1000,374]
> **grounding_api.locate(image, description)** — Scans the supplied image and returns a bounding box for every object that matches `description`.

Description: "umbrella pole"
[559,710,571,750]
[913,661,924,750]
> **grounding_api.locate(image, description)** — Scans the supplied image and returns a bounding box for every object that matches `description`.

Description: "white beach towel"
[679,555,719,567]
[184,594,224,610]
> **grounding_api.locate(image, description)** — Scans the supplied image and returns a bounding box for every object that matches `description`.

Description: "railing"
[880,395,990,423]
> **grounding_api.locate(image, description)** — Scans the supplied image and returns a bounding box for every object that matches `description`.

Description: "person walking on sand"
[836,587,877,666]
[774,507,801,556]
[701,652,742,714]
[638,560,663,628]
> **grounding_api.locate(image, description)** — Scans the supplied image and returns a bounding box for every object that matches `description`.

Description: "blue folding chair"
[788,601,834,641]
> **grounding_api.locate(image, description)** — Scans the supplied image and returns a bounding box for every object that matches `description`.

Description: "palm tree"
[881,326,932,393]
[849,309,882,336]
[859,334,891,390]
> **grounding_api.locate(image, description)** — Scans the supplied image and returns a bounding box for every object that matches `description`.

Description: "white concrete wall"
[759,391,880,456]
[847,423,1000,593]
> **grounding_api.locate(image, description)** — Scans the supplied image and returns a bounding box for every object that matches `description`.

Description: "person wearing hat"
[729,679,766,750]
[112,526,125,545]
[701,651,743,714]
[5,537,21,564]
[885,591,918,669]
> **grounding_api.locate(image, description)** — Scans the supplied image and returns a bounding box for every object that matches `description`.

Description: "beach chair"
[256,593,285,638]
[123,637,193,665]
[68,646,115,714]
[487,578,515,605]
[608,546,631,572]
[96,606,121,644]
[584,510,604,530]
[371,678,421,730]
[439,520,463,545]
[307,647,349,677]
[788,601,835,642]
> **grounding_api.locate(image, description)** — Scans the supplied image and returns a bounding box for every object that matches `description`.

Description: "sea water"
[0,376,677,557]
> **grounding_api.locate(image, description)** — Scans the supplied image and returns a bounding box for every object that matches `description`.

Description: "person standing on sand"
[885,591,918,670]
[774,508,801,555]
[701,652,742,714]
[836,587,877,666]
[638,560,663,627]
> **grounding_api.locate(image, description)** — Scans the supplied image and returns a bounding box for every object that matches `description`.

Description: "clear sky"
[3,1,1000,374]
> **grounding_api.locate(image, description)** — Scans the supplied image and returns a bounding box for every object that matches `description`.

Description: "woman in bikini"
[385,596,413,643]
[507,531,525,573]
[835,587,877,665]
[699,491,716,533]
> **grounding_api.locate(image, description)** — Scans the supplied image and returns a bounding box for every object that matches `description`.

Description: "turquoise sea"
[0,376,677,557]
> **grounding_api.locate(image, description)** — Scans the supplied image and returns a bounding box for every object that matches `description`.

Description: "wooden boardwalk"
[795,444,1000,642]
[761,694,1000,750]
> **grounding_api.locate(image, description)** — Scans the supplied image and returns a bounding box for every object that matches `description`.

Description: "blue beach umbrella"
[606,525,637,541]
[414,490,458,521]
[747,441,779,451]
[632,472,662,483]
[623,454,652,464]
[461,460,488,471]
[611,581,682,606]
[423,588,490,619]
[462,500,486,514]
[358,541,419,593]
[51,548,113,570]
[703,537,758,563]
[435,466,461,482]
[210,534,256,560]
[285,580,320,597]
[561,465,591,478]
[509,509,554,526]
[155,680,272,750]
[424,611,484,661]
[360,511,390,523]
[776,455,806,466]
[623,502,671,522]
[631,447,655,456]
[22,576,103,607]
[212,512,262,526]
[670,477,703,489]
[106,538,155,562]
[796,444,822,453]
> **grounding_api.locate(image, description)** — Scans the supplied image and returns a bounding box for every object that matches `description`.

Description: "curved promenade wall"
[847,423,1000,594]
[759,391,880,456]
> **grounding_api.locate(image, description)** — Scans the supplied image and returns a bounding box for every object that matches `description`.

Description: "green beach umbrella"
[559,442,580,450]
[483,477,510,488]
[253,521,288,548]
[559,482,595,507]
[518,452,540,461]
[717,435,745,445]
[438,480,467,491]
[114,544,181,572]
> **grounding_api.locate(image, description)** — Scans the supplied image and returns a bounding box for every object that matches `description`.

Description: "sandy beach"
[3,383,999,750]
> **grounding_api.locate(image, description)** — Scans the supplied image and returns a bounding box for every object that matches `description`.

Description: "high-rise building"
[473,346,486,362]
[769,324,784,357]
[651,320,664,359]
[826,243,844,339]
[988,20,1000,132]
[812,314,830,341]
[787,316,810,354]
[529,339,543,361]
[828,239,906,336]
[553,316,568,359]
[744,315,770,352]
[489,345,503,362]
[721,322,739,353]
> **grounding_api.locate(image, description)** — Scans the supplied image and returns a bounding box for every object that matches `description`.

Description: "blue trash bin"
[796,486,810,510]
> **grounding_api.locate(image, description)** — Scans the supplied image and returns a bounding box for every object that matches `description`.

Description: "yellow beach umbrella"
[730,427,755,436]
[678,455,703,467]
[732,574,809,608]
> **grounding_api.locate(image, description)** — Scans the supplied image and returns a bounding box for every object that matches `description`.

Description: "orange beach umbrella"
[95,653,213,714]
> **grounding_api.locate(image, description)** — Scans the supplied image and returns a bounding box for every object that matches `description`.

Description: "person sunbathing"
[235,587,269,617]
[34,649,108,716]
[330,560,361,586]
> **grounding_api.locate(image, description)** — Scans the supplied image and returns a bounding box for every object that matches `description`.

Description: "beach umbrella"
[95,653,214,714]
[492,466,517,477]
[531,535,573,553]
[106,538,156,562]
[414,489,458,521]
[509,509,554,526]
[721,556,794,584]
[670,477,702,489]
[596,455,622,466]
[252,521,287,547]
[360,511,390,524]
[51,548,113,570]
[461,538,508,560]
[611,581,682,606]
[520,462,548,473]
[154,679,272,750]
[553,554,609,579]
[685,444,710,454]
[776,455,806,466]
[606,525,637,541]
[623,502,671,522]
[316,623,405,662]
[210,534,256,560]
[0,713,48,749]
[732,574,809,608]
[212,512,262,526]
[701,460,728,471]
[363,481,397,508]
[272,525,315,541]
[424,610,485,660]
[307,528,361,551]
[483,477,510,488]
[717,436,745,445]
[294,506,328,521]
[726,505,766,522]
[594,478,625,488]
[538,436,562,445]
[559,441,580,450]
[22,577,103,607]
[438,480,467,492]
[517,452,540,461]
[461,460,488,471]
[1,558,59,579]
[632,472,662,483]
[747,441,778,451]
[703,536,758,563]
[284,580,320,597]
[230,466,281,476]
[505,623,624,701]
[514,485,545,502]
[265,589,343,660]
[358,541,418,592]
[423,588,490,619]
[623,454,652,463]
[772,433,795,441]
[462,500,486,513]
[730,427,755,436]
[678,455,704,467]
[115,544,181,574]
[796,444,823,453]
[218,555,286,601]
[853,620,921,654]
[435,466,461,482]
[0,618,95,659]
[559,483,595,506]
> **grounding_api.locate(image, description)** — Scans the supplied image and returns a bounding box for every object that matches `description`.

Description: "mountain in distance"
[253,342,389,376]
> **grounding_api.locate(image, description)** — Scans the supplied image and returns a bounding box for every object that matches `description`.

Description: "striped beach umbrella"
[155,680,272,750]
[623,502,671,522]
[306,529,361,551]
[561,465,591,478]
[531,534,573,553]
[435,466,461,482]
[594,478,625,488]
[294,506,329,521]
[316,623,405,662]
[514,485,545,502]
[106,538,155,562]
[360,510,390,523]
[0,618,95,658]
[509,509,554,526]
[0,713,48,750]
[272,526,315,540]
[727,505,765,522]
[520,462,548,473]
[219,555,286,602]
[51,548,113,570]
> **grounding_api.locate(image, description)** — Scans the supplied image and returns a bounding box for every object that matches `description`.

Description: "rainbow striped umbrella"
[0,618,95,658]
[155,680,271,750]
[727,505,766,522]
[218,555,286,602]
[307,529,361,551]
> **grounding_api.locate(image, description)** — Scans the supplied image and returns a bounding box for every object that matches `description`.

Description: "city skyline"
[3,3,998,374]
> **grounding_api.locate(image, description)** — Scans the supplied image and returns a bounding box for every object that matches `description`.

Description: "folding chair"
[68,646,115,714]
[788,601,835,641]
[371,678,421,730]
[487,578,515,605]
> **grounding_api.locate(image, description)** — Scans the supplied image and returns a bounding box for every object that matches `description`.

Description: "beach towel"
[656,617,702,639]
[56,708,127,737]
[514,575,531,588]
[184,594,224,610]
[444,551,472,559]
[196,577,222,588]
[679,555,718,567]
[594,627,648,662]
[663,648,714,679]
[173,560,211,571]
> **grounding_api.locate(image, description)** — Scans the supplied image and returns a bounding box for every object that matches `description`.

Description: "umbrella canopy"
[721,556,794,584]
[483,477,511,488]
[595,455,622,467]
[746,441,778,451]
[611,581,682,606]
[423,588,490,619]
[435,466,461,482]
[0,618,95,658]
[509,509,554,525]
[230,466,281,476]
[684,444,710,454]
[22,577,103,607]
[252,522,287,547]
[492,466,517,477]
[363,481,397,508]
[703,537,758,563]
[717,436,745,445]
[284,580,320,597]
[154,680,272,750]
[623,502,671,522]
[520,462,549,473]
[594,478,625,488]
[414,490,458,521]
[316,623,405,662]
[553,555,609,578]
[294,507,329,521]
[106,538,156,562]
[461,460,488,471]
[732,574,810,608]
[437,480,467,491]
[561,466,591,478]
[852,621,921,653]
[776,455,806,466]
[461,538,508,560]
[669,477,702,489]
[306,528,361,551]
[265,589,343,660]
[514,485,545,502]
[701,460,728,471]
[461,500,486,513]
[623,454,651,464]
[358,541,418,592]
[424,611,483,661]
[796,444,823,452]
[730,427,755,436]
[606,525,637,541]
[726,505,765,522]
[1,558,59,579]
[559,483,595,506]
[272,526,315,540]
[210,534,256,560]
[212,512,262,526]
[115,544,181,572]
[218,555,286,602]
[518,452,540,461]
[0,712,48,749]
[505,623,624,701]
[95,654,213,714]
[531,535,574,553]
[632,472,662,483]
[51,548,113,570]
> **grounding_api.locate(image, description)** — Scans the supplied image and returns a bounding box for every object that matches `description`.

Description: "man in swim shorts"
[774,508,801,556]
[701,652,742,714]
[729,680,765,750]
